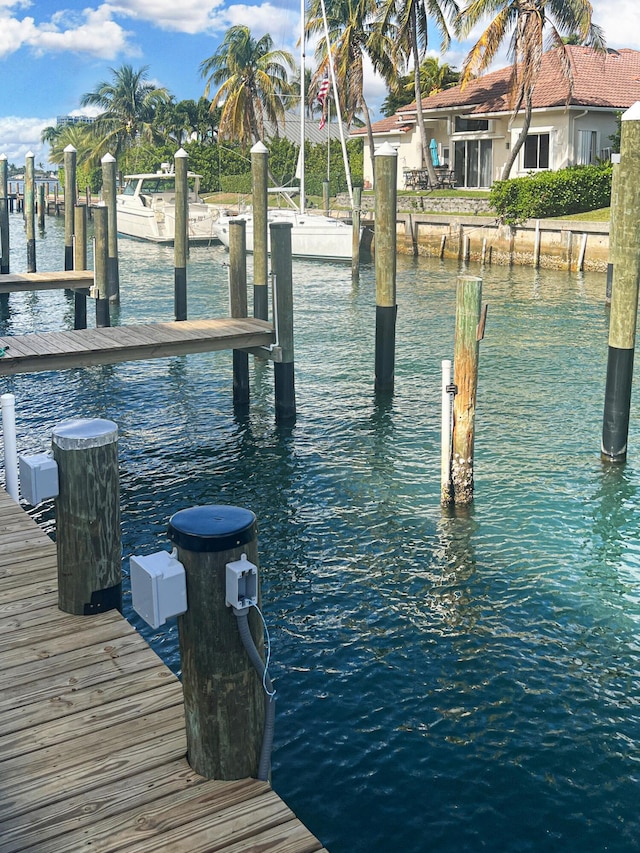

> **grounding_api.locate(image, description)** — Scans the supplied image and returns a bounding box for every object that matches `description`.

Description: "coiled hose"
[234,608,276,782]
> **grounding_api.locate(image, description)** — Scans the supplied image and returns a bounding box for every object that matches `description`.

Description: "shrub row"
[489,163,612,224]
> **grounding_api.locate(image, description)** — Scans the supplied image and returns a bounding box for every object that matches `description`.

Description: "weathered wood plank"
[0,317,275,375]
[0,270,94,293]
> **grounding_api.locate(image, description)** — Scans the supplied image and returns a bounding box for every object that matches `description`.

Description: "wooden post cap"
[51,418,118,449]
[167,505,256,553]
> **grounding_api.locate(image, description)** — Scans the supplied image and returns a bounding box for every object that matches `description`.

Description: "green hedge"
[489,163,612,224]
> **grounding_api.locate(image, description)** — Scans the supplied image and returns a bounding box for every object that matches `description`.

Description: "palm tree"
[200,26,296,148]
[456,0,605,180]
[381,57,459,116]
[306,0,397,182]
[379,0,459,185]
[80,65,171,163]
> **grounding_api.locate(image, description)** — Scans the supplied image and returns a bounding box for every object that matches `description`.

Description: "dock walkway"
[0,317,275,375]
[0,486,327,852]
[0,270,94,294]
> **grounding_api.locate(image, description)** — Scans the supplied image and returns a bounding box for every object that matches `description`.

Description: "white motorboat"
[116,166,220,244]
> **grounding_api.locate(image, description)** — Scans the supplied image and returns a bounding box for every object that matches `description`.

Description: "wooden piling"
[168,505,266,780]
[229,218,250,409]
[441,359,454,506]
[73,204,88,330]
[439,233,446,260]
[451,275,483,505]
[174,148,188,321]
[101,153,120,303]
[606,153,621,304]
[270,221,296,422]
[25,153,36,273]
[352,185,361,283]
[93,205,110,328]
[374,143,398,394]
[63,145,76,271]
[251,141,269,321]
[602,104,640,463]
[0,154,9,276]
[38,182,45,230]
[52,417,121,615]
[533,219,541,269]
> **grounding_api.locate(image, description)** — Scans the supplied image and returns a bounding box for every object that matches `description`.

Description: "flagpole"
[300,0,305,214]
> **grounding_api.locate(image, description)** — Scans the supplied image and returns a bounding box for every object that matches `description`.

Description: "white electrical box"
[18,452,59,505]
[226,554,258,609]
[130,550,187,629]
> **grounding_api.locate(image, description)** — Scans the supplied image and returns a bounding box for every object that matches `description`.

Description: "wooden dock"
[0,486,327,852]
[0,270,94,294]
[0,318,275,375]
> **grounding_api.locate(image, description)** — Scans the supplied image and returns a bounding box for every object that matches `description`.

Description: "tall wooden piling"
[174,148,189,321]
[229,218,250,408]
[0,154,9,276]
[352,185,361,283]
[63,145,76,271]
[73,204,88,330]
[270,221,296,422]
[441,359,454,506]
[52,418,121,615]
[168,505,266,780]
[602,103,640,463]
[606,153,621,305]
[251,141,269,321]
[25,153,36,273]
[101,153,119,303]
[374,143,398,394]
[93,205,110,328]
[451,275,483,505]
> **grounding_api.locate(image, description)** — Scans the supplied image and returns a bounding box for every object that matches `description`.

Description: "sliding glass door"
[454,139,493,188]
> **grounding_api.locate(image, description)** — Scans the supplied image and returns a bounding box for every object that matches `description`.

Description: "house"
[351,46,640,189]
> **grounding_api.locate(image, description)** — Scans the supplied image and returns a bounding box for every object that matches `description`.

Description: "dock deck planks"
[0,270,94,294]
[0,317,276,375]
[0,488,327,852]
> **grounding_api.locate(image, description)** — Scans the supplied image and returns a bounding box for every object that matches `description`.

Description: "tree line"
[42,0,604,191]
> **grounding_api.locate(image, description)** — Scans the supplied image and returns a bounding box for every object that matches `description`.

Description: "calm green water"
[2,214,640,852]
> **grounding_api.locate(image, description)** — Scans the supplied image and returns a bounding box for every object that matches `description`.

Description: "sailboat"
[214,0,359,262]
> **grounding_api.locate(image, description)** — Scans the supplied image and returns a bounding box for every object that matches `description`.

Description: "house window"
[455,117,489,133]
[578,130,598,165]
[523,133,550,169]
[454,139,493,187]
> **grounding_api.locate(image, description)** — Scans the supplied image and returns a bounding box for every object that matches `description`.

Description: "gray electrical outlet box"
[18,453,59,505]
[130,550,187,629]
[226,554,258,609]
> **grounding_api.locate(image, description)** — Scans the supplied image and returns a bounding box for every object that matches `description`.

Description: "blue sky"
[0,0,637,168]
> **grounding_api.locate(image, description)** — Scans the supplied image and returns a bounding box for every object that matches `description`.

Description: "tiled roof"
[358,47,640,135]
[350,114,414,138]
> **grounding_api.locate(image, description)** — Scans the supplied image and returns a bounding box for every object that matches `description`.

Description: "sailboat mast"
[300,0,306,215]
[319,0,354,209]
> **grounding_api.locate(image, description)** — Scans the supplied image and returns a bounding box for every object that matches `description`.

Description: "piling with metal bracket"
[52,418,121,615]
[451,275,483,505]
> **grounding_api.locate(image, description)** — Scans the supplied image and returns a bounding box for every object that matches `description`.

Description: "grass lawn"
[551,207,610,222]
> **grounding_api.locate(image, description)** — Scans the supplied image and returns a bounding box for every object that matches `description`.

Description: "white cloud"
[592,1,640,50]
[0,116,56,168]
[0,4,134,60]
[110,0,225,34]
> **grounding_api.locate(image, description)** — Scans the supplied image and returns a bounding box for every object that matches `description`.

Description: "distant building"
[56,115,95,127]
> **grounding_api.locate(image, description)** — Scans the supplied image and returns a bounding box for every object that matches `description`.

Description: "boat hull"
[215,210,356,262]
[116,198,220,245]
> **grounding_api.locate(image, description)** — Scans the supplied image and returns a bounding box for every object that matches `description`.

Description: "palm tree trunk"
[411,4,437,187]
[500,90,533,180]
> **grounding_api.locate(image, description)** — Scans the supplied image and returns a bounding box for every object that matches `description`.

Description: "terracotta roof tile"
[392,46,640,119]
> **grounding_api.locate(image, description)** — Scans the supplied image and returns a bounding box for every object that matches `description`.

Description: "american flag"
[317,77,330,129]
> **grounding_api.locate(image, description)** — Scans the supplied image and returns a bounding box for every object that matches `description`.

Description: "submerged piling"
[451,276,483,505]
[63,145,76,271]
[174,148,188,321]
[229,218,250,409]
[601,103,640,463]
[374,143,398,394]
[251,141,269,321]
